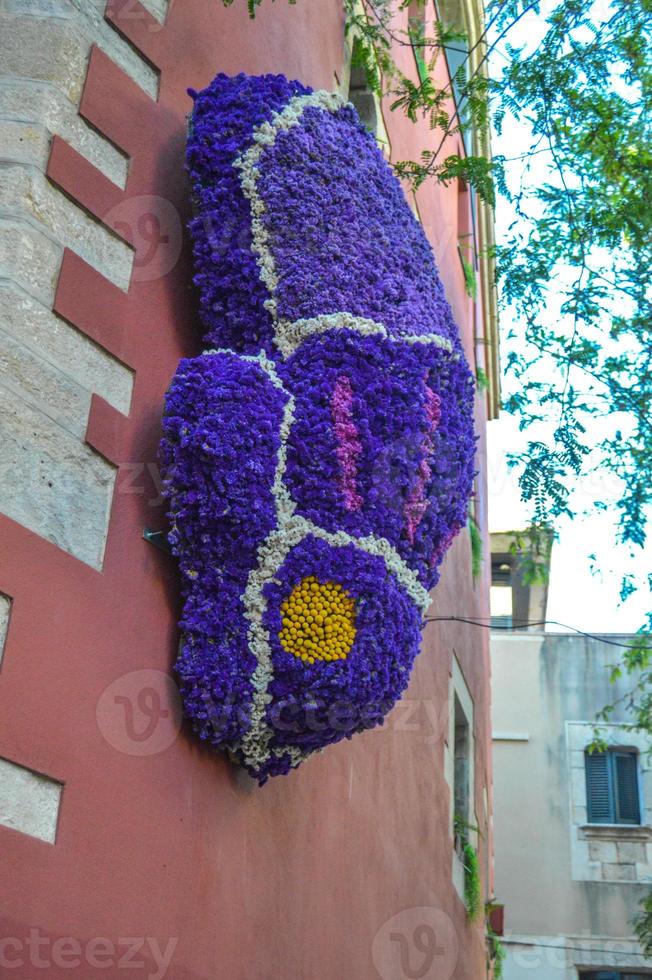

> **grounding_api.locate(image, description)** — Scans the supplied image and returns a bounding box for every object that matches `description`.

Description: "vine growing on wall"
[486,918,505,979]
[462,837,482,918]
[454,815,482,919]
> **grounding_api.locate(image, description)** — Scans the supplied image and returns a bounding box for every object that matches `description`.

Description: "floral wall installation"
[160,73,476,783]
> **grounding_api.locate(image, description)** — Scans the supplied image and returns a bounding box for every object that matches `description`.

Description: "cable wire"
[501,937,652,960]
[421,616,651,652]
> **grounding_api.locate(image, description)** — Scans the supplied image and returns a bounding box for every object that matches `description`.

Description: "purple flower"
[160,73,477,783]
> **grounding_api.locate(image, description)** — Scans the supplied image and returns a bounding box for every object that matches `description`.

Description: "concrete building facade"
[492,630,652,980]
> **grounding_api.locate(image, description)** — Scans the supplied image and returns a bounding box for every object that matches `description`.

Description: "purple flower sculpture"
[160,73,476,782]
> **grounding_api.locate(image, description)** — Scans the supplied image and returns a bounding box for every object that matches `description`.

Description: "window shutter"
[614,752,640,824]
[581,973,620,980]
[585,751,613,823]
[582,970,650,979]
[581,972,619,980]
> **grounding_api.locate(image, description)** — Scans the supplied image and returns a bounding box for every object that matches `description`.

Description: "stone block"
[572,805,588,825]
[602,862,636,882]
[0,119,51,170]
[0,324,91,438]
[641,769,652,805]
[570,766,587,805]
[0,4,158,100]
[0,216,62,306]
[567,723,592,751]
[0,164,133,290]
[0,756,62,844]
[617,841,647,863]
[0,4,151,573]
[0,81,128,187]
[636,863,652,883]
[0,383,116,569]
[582,860,603,882]
[0,283,132,414]
[588,840,617,863]
[0,13,88,104]
[140,0,170,21]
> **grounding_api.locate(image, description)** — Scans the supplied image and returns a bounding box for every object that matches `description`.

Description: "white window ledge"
[579,823,652,842]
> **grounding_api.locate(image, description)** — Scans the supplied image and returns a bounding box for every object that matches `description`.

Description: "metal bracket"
[142,528,172,555]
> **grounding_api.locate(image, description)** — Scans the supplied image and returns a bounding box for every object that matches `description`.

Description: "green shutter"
[585,751,613,823]
[585,750,641,825]
[614,751,641,824]
[580,972,619,980]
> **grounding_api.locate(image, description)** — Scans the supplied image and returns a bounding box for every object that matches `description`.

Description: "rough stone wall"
[0,0,168,569]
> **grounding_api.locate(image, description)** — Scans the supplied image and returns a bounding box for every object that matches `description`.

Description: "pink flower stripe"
[331,374,364,512]
[429,524,460,568]
[404,386,442,544]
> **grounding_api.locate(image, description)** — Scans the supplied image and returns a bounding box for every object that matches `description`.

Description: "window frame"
[407,1,429,85]
[446,656,477,902]
[432,0,473,154]
[345,38,391,156]
[453,691,471,831]
[584,747,641,826]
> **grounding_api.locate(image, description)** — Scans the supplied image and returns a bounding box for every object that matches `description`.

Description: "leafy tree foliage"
[634,892,652,957]
[493,0,652,564]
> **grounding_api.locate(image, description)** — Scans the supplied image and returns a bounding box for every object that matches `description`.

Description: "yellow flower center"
[279,576,357,664]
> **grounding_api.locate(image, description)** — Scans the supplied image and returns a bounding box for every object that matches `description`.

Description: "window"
[490,556,513,628]
[447,658,476,901]
[580,972,652,980]
[453,693,471,823]
[347,62,378,136]
[435,0,472,153]
[346,39,391,156]
[407,1,429,85]
[585,749,641,825]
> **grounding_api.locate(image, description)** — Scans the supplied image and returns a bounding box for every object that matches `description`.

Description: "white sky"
[487,7,651,634]
[488,416,652,633]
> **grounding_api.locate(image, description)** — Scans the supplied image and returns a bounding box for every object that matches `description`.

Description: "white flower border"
[234,93,456,360]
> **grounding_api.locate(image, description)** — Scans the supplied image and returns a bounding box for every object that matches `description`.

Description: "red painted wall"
[0,1,493,977]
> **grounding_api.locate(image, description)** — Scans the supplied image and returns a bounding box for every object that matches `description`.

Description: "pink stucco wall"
[0,1,493,977]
